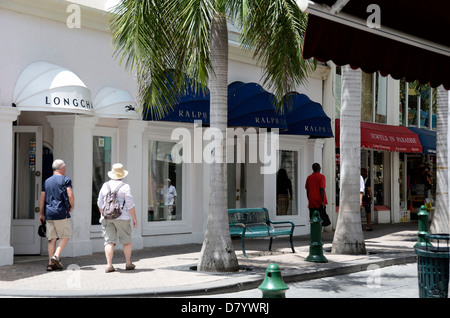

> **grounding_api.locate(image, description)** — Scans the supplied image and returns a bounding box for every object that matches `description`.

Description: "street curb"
[1,254,416,298]
[163,254,418,298]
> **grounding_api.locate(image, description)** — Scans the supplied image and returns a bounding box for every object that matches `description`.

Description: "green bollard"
[305,210,328,263]
[415,205,432,248]
[258,263,289,298]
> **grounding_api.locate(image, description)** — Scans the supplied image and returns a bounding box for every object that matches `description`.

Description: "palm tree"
[431,86,450,234]
[109,0,315,272]
[332,65,366,255]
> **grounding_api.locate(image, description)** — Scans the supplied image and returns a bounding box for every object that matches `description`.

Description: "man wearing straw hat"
[97,163,137,273]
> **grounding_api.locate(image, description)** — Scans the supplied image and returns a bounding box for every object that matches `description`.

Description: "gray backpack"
[102,182,125,220]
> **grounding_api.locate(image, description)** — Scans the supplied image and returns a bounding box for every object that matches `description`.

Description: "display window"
[147,140,182,222]
[406,154,436,216]
[276,150,298,216]
[92,134,114,225]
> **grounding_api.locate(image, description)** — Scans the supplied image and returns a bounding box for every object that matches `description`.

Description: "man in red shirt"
[305,163,331,226]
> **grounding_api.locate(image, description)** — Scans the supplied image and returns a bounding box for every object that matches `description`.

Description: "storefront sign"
[45,95,93,110]
[304,125,333,134]
[178,110,208,120]
[335,119,423,153]
[254,116,287,126]
[13,62,94,115]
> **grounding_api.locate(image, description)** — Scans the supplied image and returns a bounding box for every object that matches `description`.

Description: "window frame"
[266,135,308,226]
[90,127,118,236]
[142,123,192,236]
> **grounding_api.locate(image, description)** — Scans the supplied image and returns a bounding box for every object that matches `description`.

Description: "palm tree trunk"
[197,12,239,272]
[431,86,450,234]
[332,65,367,255]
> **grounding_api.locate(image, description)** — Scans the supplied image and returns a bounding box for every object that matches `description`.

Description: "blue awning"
[407,127,436,154]
[282,92,333,138]
[142,81,332,137]
[227,81,287,129]
[142,75,210,124]
[143,81,287,129]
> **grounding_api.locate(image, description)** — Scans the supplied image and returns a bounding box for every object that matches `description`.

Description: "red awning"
[303,1,450,89]
[335,119,423,153]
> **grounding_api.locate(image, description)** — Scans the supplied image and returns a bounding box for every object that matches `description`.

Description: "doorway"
[227,162,246,209]
[11,126,43,255]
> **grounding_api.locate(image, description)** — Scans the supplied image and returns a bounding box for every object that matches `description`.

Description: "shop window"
[13,131,39,220]
[399,153,406,209]
[407,155,435,215]
[336,67,387,124]
[148,140,182,221]
[400,80,436,129]
[92,136,112,225]
[361,72,387,124]
[373,151,384,205]
[276,150,298,216]
[335,66,341,119]
[361,72,373,122]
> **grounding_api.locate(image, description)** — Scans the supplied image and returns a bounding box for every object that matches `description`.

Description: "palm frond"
[109,0,181,118]
[109,0,217,118]
[166,0,215,92]
[235,0,316,113]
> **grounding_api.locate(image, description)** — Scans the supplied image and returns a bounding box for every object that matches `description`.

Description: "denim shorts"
[101,219,132,246]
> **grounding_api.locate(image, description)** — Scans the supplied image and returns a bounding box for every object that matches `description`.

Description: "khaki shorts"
[101,219,132,246]
[46,218,72,240]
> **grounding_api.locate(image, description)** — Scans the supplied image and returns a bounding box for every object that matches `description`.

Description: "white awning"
[94,87,139,119]
[13,62,93,114]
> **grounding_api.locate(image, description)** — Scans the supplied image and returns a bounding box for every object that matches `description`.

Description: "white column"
[0,107,20,266]
[47,115,98,257]
[307,138,325,166]
[118,120,146,250]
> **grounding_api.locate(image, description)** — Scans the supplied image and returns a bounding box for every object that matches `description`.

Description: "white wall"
[0,1,329,256]
[0,6,137,107]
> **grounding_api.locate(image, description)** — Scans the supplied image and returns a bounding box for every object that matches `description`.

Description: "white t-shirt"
[97,180,135,221]
[360,175,365,193]
[165,185,177,206]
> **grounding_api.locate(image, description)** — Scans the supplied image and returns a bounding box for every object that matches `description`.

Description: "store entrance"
[406,154,435,218]
[11,127,43,255]
[228,163,246,209]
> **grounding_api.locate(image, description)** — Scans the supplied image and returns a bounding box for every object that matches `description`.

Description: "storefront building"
[0,1,333,266]
[331,66,437,227]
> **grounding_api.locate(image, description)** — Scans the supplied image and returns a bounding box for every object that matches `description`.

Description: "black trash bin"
[415,234,449,298]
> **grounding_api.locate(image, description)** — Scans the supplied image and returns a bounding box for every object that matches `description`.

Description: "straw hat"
[108,163,128,180]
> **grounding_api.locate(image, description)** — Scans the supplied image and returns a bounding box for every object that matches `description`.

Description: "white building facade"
[0,0,332,266]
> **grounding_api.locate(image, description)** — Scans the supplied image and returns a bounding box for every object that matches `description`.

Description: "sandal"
[125,263,135,271]
[105,266,115,273]
[47,264,57,271]
[51,255,64,270]
[366,226,373,231]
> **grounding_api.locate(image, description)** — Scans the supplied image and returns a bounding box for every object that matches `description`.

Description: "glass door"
[227,162,246,209]
[11,126,43,255]
[92,135,112,225]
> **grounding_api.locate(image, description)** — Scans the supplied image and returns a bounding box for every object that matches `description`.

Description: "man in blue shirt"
[39,159,74,271]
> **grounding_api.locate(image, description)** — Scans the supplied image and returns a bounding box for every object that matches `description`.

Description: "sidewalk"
[0,222,419,297]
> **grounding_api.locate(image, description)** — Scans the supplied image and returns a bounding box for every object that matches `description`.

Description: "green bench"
[228,207,296,258]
